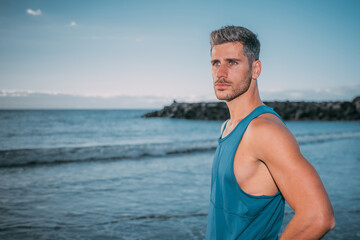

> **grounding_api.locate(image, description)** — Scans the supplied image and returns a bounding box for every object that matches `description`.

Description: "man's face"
[211,42,253,101]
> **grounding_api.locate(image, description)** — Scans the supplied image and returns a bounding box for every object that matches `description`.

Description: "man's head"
[210,26,262,102]
[210,26,260,65]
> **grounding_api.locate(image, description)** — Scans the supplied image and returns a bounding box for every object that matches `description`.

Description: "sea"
[0,109,359,240]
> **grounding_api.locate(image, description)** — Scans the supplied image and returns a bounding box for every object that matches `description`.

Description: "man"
[206,26,335,239]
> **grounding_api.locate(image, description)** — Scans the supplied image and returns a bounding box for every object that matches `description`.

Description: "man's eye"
[230,61,237,65]
[213,62,220,66]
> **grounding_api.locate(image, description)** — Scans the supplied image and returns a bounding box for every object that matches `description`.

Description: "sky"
[0,0,359,108]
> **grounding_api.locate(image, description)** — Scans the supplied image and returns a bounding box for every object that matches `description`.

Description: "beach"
[0,109,359,239]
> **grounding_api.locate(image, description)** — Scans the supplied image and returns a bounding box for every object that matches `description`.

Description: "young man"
[206,26,335,240]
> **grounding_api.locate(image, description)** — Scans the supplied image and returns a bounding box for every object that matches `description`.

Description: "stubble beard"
[214,69,252,102]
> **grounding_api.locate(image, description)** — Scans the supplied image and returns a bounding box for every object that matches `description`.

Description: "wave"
[0,140,218,168]
[128,213,207,221]
[1,130,359,168]
[296,130,360,145]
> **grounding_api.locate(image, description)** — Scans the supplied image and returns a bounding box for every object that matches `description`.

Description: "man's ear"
[252,60,262,79]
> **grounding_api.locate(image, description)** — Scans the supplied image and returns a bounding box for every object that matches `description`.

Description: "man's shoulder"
[249,112,286,134]
[245,112,299,162]
[246,112,293,145]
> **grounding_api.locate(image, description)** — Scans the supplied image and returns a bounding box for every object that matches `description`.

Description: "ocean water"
[0,109,359,240]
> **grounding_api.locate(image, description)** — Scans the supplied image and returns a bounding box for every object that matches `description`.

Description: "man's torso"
[221,112,284,197]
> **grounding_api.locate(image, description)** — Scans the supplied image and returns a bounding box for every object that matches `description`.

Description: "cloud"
[26,9,42,16]
[0,90,59,97]
[0,90,172,109]
[260,84,360,101]
[69,21,77,27]
[1,84,359,109]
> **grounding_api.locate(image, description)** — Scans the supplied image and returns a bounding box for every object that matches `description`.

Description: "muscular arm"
[249,117,335,239]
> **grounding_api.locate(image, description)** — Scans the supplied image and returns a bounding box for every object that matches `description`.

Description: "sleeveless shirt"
[206,105,285,240]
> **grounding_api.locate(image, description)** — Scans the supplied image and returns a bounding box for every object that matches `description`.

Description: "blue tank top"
[206,105,285,240]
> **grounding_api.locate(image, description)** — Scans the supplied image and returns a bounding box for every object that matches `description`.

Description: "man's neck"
[225,80,263,122]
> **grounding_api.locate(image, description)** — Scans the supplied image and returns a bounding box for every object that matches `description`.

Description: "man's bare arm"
[249,117,335,239]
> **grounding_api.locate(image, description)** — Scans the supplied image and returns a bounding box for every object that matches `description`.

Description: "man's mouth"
[215,81,231,89]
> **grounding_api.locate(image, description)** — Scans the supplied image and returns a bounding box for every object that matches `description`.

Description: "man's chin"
[215,94,230,101]
[215,92,239,102]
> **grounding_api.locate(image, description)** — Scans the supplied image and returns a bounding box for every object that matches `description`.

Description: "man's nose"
[216,65,228,79]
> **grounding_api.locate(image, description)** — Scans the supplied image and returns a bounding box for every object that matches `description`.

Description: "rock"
[353,96,360,114]
[142,97,360,121]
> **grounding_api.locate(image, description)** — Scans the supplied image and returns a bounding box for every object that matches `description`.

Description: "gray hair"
[210,25,260,63]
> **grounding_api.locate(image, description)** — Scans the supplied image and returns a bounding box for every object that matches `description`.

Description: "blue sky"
[0,0,359,108]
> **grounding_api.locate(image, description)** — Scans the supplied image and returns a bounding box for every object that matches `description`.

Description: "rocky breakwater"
[142,97,360,121]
